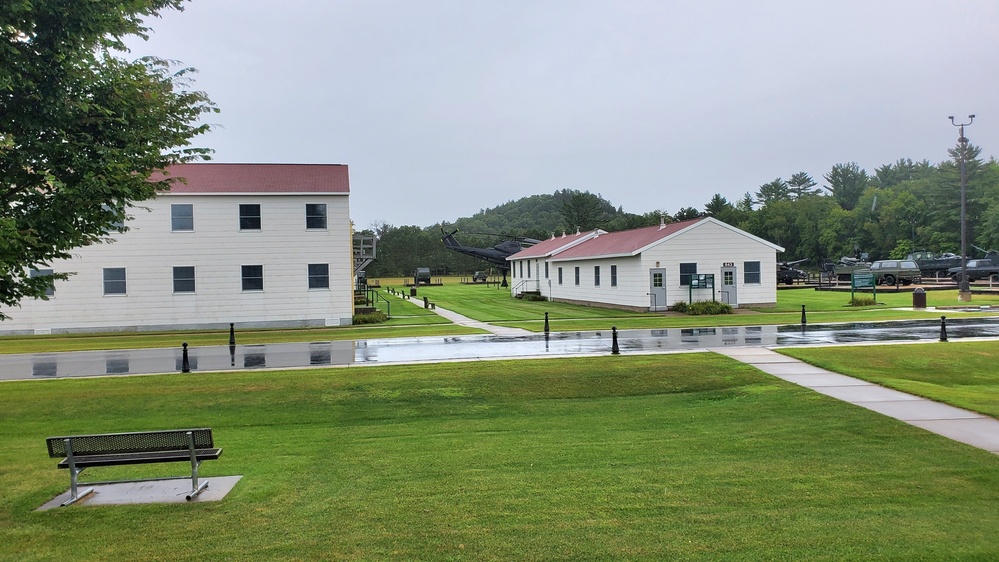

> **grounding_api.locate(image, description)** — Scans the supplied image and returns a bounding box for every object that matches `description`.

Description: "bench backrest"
[46,428,213,458]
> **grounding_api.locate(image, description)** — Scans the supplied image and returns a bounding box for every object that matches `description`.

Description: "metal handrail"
[366,288,392,318]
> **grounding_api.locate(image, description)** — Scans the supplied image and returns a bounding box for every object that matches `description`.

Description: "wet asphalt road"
[2,316,998,381]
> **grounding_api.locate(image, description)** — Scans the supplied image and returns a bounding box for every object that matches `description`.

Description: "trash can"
[912,287,926,309]
[410,286,417,297]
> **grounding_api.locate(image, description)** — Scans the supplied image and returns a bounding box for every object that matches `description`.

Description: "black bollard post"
[181,342,191,373]
[940,315,948,342]
[229,344,236,367]
[423,296,429,309]
[801,304,807,326]
[612,326,620,355]
[229,323,236,346]
[544,312,550,335]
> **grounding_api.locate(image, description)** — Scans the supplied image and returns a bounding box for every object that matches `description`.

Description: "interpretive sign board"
[851,269,876,300]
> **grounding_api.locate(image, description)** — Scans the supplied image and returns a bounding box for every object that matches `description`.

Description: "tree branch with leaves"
[1,0,217,319]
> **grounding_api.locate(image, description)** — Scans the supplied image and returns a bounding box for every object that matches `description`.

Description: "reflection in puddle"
[33,360,57,377]
[309,343,332,365]
[106,356,129,374]
[175,351,198,371]
[5,318,997,380]
[244,346,266,368]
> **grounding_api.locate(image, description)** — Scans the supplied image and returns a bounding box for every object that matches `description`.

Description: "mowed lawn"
[4,282,999,354]
[781,341,999,419]
[4,354,999,560]
[415,282,999,332]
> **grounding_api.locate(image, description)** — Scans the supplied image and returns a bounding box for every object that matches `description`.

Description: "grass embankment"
[781,340,999,419]
[4,280,998,354]
[4,354,999,560]
[416,283,999,332]
[0,294,484,354]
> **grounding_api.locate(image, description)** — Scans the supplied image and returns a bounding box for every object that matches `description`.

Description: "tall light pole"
[949,114,974,301]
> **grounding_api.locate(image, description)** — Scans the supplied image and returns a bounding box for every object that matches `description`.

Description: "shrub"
[352,310,388,324]
[521,293,547,302]
[849,296,878,307]
[671,301,689,313]
[686,300,733,315]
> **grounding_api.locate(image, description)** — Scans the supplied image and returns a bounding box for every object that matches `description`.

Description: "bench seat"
[46,428,222,506]
[56,448,222,469]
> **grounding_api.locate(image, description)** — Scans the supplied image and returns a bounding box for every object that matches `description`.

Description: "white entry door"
[649,269,667,311]
[720,266,738,308]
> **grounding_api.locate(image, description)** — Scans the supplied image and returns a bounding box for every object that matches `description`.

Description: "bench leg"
[186,431,209,501]
[61,438,94,507]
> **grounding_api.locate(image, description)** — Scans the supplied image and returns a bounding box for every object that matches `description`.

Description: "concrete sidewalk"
[715,347,999,455]
[427,303,533,337]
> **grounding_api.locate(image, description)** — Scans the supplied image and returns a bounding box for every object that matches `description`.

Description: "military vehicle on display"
[472,271,488,283]
[776,258,809,285]
[869,259,921,285]
[905,250,963,278]
[441,227,539,287]
[948,258,999,283]
[823,256,872,282]
[414,267,431,285]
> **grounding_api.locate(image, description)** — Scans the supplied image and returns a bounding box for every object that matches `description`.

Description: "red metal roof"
[511,231,596,259]
[153,163,350,194]
[550,218,704,260]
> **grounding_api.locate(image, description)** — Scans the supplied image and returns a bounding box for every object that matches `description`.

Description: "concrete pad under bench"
[37,475,241,511]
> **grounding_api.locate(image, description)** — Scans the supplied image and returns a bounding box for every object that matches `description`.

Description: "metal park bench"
[46,428,222,506]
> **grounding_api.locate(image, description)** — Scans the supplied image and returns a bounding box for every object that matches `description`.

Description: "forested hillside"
[364,145,999,277]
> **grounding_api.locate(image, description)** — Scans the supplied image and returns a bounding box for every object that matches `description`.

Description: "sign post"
[688,274,716,302]
[851,269,876,301]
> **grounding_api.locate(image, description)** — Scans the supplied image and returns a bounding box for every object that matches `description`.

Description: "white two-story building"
[0,163,355,334]
[508,217,783,311]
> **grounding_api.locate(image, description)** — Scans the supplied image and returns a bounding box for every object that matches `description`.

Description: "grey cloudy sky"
[127,0,999,230]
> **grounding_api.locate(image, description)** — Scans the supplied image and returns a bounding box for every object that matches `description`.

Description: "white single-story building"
[507,217,784,311]
[0,163,355,334]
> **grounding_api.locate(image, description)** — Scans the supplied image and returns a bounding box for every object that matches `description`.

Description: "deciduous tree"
[1,0,216,319]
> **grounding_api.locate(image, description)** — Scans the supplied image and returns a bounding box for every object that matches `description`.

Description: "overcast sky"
[127,0,999,230]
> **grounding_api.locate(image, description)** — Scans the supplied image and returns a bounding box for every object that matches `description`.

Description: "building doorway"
[720,265,738,307]
[649,268,667,311]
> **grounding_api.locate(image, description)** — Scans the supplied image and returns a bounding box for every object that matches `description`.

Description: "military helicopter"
[777,258,810,285]
[440,227,539,287]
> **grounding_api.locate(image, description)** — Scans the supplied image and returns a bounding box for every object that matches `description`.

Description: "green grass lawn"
[780,340,999,419]
[3,281,998,354]
[764,286,999,313]
[4,354,999,560]
[418,283,999,332]
[0,294,485,354]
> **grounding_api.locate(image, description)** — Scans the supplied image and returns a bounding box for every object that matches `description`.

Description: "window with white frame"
[574,266,580,286]
[558,267,563,285]
[610,265,617,287]
[594,266,600,286]
[308,263,330,289]
[173,266,195,293]
[241,265,264,291]
[239,204,261,230]
[545,262,549,279]
[171,204,194,231]
[744,261,761,284]
[306,204,327,229]
[103,268,126,295]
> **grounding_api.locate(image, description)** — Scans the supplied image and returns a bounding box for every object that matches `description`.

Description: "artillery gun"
[777,258,809,285]
[822,257,872,282]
